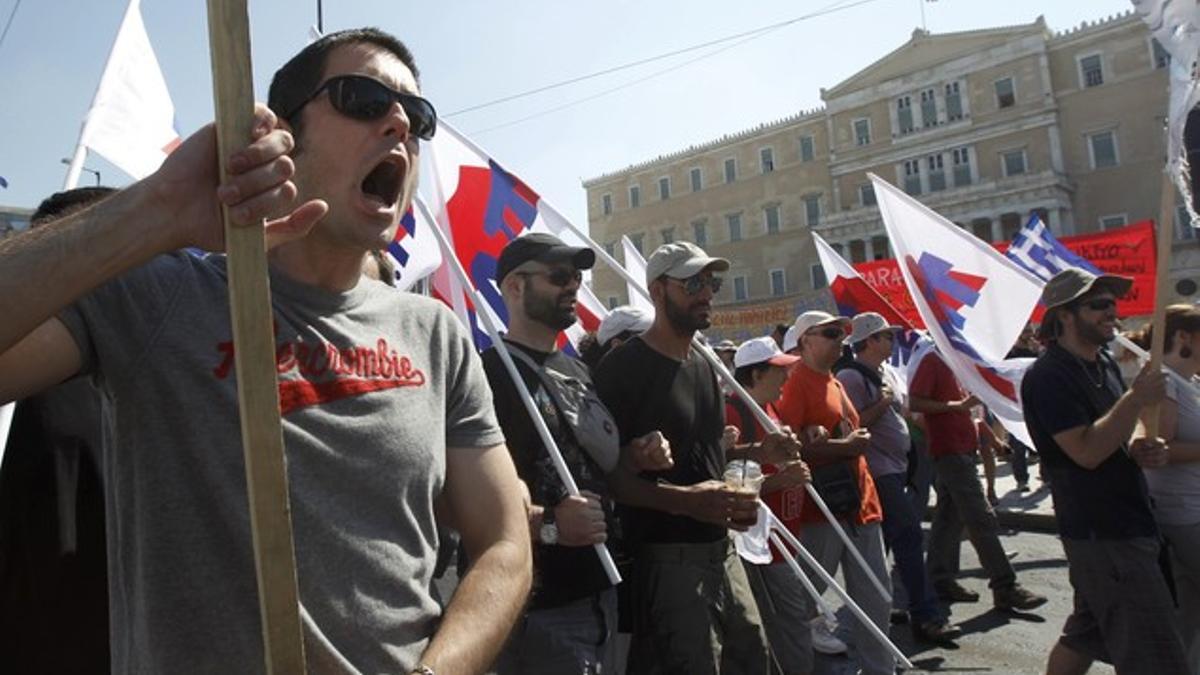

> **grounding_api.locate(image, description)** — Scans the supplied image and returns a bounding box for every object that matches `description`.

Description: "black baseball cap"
[496,232,596,284]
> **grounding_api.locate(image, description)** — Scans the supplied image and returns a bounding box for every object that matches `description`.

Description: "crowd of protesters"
[0,24,1196,675]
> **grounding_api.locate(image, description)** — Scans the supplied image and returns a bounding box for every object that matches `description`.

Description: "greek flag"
[1004,215,1101,282]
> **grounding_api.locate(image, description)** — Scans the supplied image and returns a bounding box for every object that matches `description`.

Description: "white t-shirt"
[1145,370,1200,526]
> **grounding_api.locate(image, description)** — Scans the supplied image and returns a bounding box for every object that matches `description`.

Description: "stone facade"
[583,12,1200,341]
[0,206,33,238]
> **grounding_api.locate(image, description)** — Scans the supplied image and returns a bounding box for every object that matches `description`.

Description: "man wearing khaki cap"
[837,312,959,644]
[1022,268,1187,674]
[595,242,802,674]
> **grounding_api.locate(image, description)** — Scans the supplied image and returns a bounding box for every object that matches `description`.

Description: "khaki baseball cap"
[644,242,730,283]
[1041,268,1132,310]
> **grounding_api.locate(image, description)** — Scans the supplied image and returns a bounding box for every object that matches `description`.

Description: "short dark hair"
[268,27,419,141]
[734,362,771,388]
[32,186,117,226]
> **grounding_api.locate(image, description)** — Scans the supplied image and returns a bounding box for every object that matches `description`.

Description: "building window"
[871,235,889,260]
[1002,149,1027,177]
[995,77,1015,109]
[603,241,616,258]
[952,147,973,187]
[629,185,640,208]
[853,118,871,146]
[920,88,938,127]
[810,264,827,290]
[692,220,707,246]
[724,158,737,183]
[760,147,775,173]
[727,213,742,242]
[859,183,876,207]
[804,195,821,227]
[903,159,922,195]
[601,193,612,215]
[769,269,786,297]
[690,167,703,192]
[945,82,963,121]
[658,176,670,200]
[630,232,644,254]
[1088,130,1119,169]
[1152,38,1171,69]
[733,275,748,301]
[760,205,779,234]
[927,154,946,192]
[661,226,675,244]
[1099,214,1127,230]
[607,296,619,310]
[800,135,815,162]
[1080,53,1104,88]
[1177,203,1197,240]
[896,96,914,135]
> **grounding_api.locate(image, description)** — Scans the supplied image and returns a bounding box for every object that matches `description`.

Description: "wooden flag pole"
[204,1,306,672]
[1144,175,1177,439]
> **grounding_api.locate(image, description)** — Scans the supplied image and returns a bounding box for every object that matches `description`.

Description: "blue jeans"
[495,588,618,675]
[874,472,941,623]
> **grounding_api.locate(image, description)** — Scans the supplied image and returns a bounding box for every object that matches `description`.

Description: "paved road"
[814,526,1114,675]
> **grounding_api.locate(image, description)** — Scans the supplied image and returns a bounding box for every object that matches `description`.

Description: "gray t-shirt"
[58,252,504,674]
[1145,371,1200,526]
[837,362,909,478]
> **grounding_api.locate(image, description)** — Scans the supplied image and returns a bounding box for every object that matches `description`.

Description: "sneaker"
[889,608,909,625]
[809,617,848,655]
[993,584,1048,611]
[934,580,980,603]
[1016,481,1030,492]
[911,618,962,645]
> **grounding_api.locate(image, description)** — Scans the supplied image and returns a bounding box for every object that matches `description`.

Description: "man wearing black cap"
[1022,268,1188,674]
[485,233,669,674]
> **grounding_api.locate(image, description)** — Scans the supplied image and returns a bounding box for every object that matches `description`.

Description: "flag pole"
[768,511,912,669]
[1144,174,1177,438]
[205,1,306,672]
[552,210,892,603]
[417,197,622,586]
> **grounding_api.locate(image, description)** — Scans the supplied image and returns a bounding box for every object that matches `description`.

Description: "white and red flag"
[620,236,655,314]
[385,201,443,292]
[871,174,1039,444]
[64,0,180,187]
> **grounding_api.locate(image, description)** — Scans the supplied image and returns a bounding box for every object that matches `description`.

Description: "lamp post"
[59,157,101,186]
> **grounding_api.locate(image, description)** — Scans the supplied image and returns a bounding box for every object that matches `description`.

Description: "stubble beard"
[524,285,577,331]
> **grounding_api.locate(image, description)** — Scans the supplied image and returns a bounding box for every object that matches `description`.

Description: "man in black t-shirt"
[595,242,802,675]
[484,233,669,675]
[1022,268,1187,675]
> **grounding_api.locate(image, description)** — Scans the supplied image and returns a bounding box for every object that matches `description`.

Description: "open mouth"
[360,157,404,208]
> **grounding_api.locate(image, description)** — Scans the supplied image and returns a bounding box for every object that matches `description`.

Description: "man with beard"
[594,242,802,674]
[484,233,669,674]
[0,29,530,674]
[1022,269,1188,675]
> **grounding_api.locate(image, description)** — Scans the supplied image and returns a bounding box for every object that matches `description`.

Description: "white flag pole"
[552,214,891,603]
[62,0,142,190]
[767,511,912,669]
[417,197,622,586]
[767,530,835,624]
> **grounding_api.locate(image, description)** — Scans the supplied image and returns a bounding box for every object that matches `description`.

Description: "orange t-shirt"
[776,362,882,525]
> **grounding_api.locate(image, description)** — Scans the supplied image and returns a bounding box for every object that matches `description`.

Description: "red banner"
[853,220,1157,325]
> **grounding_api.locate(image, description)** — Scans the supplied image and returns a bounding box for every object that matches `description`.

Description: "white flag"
[871,174,1039,445]
[620,236,655,314]
[385,200,443,292]
[70,0,179,184]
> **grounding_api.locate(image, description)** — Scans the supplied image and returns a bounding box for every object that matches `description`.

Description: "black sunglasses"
[285,74,438,140]
[670,275,724,295]
[809,327,845,340]
[1081,298,1117,312]
[517,268,583,287]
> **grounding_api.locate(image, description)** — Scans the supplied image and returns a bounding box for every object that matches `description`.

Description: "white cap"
[733,336,801,369]
[782,324,801,353]
[597,305,653,345]
[792,311,851,338]
[847,311,901,344]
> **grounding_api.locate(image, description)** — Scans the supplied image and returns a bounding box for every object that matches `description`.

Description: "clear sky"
[0,0,1133,227]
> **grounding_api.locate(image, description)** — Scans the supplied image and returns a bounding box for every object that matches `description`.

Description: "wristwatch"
[411,665,435,675]
[539,509,559,545]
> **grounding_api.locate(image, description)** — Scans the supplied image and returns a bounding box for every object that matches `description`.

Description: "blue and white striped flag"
[1004,215,1101,282]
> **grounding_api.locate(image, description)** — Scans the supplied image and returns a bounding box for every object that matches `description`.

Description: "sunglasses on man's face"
[809,327,845,341]
[1081,298,1117,312]
[517,268,583,287]
[286,75,438,140]
[670,275,724,296]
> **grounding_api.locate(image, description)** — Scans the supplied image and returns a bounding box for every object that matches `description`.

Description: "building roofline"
[581,106,825,187]
[1048,9,1138,43]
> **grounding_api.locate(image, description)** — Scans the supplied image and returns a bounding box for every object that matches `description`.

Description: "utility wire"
[0,0,23,54]
[448,0,880,119]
